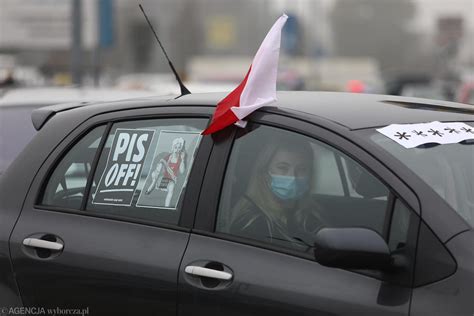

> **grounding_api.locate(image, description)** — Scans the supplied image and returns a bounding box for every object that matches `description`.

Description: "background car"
[0,92,473,315]
[0,87,158,176]
[458,81,474,105]
[399,82,448,101]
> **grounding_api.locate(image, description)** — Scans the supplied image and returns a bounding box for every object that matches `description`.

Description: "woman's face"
[268,149,310,178]
[172,139,184,153]
[266,149,311,201]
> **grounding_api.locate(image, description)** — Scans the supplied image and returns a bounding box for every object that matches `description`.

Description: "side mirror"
[314,227,391,270]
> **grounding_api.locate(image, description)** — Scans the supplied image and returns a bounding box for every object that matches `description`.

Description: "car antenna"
[137,1,191,96]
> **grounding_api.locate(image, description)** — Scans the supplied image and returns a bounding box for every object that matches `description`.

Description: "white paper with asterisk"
[376,121,474,149]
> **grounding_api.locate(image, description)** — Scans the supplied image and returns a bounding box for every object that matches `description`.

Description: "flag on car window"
[202,14,288,135]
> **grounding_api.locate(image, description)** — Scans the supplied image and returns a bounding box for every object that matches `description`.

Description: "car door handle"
[184,265,233,280]
[23,238,63,251]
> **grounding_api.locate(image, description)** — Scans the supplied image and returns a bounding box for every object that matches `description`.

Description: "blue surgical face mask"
[269,173,309,200]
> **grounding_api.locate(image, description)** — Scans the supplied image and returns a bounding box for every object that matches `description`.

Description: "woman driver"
[226,136,325,250]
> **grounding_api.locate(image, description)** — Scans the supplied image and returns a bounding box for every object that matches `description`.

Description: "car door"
[9,107,212,315]
[178,112,420,315]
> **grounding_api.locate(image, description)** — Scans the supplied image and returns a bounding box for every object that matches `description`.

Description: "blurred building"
[0,0,98,84]
[111,0,275,75]
[0,0,471,87]
[0,0,331,83]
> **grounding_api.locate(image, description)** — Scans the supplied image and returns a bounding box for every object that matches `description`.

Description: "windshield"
[365,122,474,227]
[0,105,38,175]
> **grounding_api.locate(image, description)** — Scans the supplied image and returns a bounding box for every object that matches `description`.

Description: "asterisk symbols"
[412,130,427,136]
[461,127,474,134]
[395,132,411,140]
[444,127,459,134]
[428,129,443,137]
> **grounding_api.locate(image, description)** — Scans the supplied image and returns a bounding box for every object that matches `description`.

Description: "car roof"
[173,91,474,129]
[35,91,474,130]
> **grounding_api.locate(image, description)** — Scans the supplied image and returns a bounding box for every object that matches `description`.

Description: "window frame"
[33,106,213,232]
[192,110,421,283]
[39,123,110,210]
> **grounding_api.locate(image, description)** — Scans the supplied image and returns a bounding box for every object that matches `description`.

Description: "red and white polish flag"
[202,14,288,135]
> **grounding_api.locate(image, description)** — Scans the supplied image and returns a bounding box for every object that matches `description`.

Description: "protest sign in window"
[87,118,206,226]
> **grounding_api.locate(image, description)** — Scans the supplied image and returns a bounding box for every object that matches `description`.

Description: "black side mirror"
[314,227,391,270]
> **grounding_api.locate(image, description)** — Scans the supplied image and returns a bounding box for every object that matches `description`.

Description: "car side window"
[41,126,106,210]
[314,147,388,201]
[216,125,393,252]
[388,199,412,252]
[313,147,344,196]
[86,118,206,226]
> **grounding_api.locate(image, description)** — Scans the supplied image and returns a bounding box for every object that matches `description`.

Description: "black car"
[0,92,473,316]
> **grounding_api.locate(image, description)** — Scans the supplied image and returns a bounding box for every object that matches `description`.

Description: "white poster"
[376,121,474,149]
[92,129,155,206]
[136,130,201,210]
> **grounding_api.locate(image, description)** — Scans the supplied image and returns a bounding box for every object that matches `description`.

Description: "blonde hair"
[171,137,185,151]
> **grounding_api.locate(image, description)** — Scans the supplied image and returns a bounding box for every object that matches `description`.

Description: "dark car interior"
[42,148,94,210]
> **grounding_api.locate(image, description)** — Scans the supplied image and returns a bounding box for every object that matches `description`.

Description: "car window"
[312,147,344,196]
[314,146,387,201]
[388,199,412,252]
[86,118,206,226]
[41,126,106,210]
[216,124,393,253]
[367,126,474,228]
